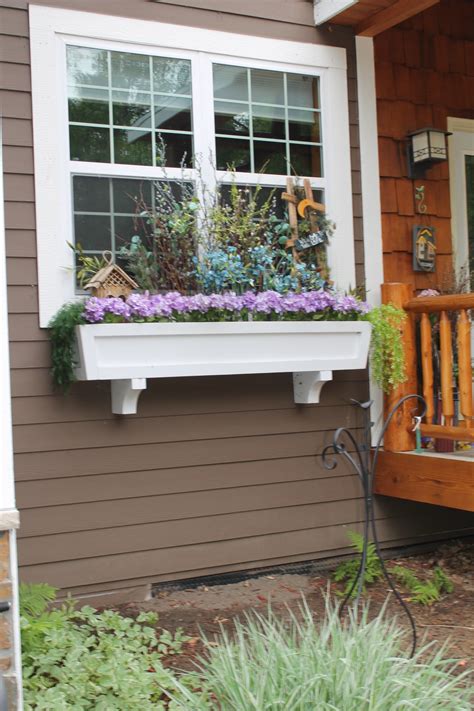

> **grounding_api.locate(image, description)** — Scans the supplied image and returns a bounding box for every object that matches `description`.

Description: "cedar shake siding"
[1,0,474,598]
[374,0,474,289]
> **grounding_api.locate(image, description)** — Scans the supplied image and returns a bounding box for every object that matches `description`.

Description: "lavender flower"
[81,290,370,324]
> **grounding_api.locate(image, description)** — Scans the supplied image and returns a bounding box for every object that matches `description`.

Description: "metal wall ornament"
[322,394,427,659]
[413,225,436,272]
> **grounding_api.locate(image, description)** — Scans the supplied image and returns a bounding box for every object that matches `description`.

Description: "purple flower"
[80,289,370,324]
[83,297,106,323]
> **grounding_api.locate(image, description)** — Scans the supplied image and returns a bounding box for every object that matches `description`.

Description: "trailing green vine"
[364,303,407,394]
[49,301,85,391]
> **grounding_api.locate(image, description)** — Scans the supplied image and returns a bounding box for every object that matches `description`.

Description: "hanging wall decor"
[413,225,436,272]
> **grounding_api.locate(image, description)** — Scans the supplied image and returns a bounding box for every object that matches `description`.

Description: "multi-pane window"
[214,65,322,176]
[31,11,357,326]
[65,46,326,285]
[67,46,193,167]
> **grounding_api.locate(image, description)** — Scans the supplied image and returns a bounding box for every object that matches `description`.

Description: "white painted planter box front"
[75,321,371,414]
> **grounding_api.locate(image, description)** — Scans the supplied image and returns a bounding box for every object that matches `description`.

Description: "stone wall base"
[0,530,20,710]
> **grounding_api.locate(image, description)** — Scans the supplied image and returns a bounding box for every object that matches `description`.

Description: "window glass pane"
[216,138,251,172]
[69,87,109,124]
[251,69,284,105]
[252,105,285,140]
[114,129,153,165]
[113,179,152,213]
[213,64,323,177]
[70,125,110,162]
[288,109,321,143]
[67,46,108,87]
[111,52,150,91]
[74,214,111,251]
[73,176,110,212]
[287,74,319,109]
[112,90,152,127]
[154,96,192,131]
[153,57,191,95]
[214,101,249,136]
[254,141,287,174]
[157,133,193,167]
[72,176,195,288]
[290,143,322,177]
[67,46,192,167]
[213,65,248,102]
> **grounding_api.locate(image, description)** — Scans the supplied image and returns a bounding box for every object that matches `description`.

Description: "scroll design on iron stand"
[322,394,427,658]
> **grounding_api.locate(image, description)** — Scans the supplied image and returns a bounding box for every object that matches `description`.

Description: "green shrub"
[20,584,198,710]
[166,600,472,710]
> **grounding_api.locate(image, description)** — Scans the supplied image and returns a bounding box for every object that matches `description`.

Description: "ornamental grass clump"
[166,600,472,710]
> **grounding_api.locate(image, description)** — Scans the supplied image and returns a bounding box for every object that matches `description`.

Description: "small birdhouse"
[85,256,138,299]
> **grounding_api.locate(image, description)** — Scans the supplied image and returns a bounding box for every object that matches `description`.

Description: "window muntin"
[72,176,196,276]
[68,52,325,272]
[67,46,193,167]
[213,64,322,176]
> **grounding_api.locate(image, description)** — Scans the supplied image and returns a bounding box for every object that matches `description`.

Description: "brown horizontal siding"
[12,404,360,453]
[20,510,474,590]
[0,34,29,63]
[20,498,474,567]
[10,376,368,425]
[15,455,354,509]
[5,229,36,258]
[2,0,472,598]
[14,429,362,481]
[19,476,362,537]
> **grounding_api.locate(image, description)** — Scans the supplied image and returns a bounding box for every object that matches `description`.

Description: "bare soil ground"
[118,539,474,674]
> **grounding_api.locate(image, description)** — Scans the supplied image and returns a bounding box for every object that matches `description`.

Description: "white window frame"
[30,5,355,327]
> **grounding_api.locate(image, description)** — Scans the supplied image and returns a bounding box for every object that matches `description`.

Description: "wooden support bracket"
[293,370,333,404]
[111,378,147,415]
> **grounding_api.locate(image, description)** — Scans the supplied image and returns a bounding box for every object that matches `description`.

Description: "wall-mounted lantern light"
[406,127,451,178]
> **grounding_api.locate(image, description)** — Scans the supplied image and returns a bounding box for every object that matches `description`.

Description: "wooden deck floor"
[374,451,474,512]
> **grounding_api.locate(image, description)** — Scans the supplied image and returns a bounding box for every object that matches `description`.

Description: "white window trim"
[30,4,355,327]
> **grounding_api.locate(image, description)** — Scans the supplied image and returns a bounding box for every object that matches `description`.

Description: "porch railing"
[382,283,474,452]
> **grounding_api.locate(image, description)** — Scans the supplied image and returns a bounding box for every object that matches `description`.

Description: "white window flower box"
[75,321,371,414]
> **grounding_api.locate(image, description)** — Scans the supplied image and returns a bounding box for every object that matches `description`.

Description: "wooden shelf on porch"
[375,450,474,512]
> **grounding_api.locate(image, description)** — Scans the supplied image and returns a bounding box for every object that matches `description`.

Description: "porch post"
[382,282,417,452]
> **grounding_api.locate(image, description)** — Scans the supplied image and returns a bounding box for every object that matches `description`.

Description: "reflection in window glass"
[72,176,193,284]
[67,46,193,167]
[213,64,322,176]
[213,65,248,102]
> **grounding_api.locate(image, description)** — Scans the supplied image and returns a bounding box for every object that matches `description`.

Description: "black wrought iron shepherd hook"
[322,394,427,659]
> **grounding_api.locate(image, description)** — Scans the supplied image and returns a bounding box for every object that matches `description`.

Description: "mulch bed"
[118,539,474,674]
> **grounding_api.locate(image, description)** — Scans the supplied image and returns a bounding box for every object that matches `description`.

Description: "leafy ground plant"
[333,531,382,597]
[166,599,472,710]
[334,532,454,605]
[20,583,198,710]
[391,564,454,605]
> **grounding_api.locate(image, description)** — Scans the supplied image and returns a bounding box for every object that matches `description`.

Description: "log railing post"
[439,310,454,426]
[382,282,417,452]
[420,312,434,424]
[457,309,472,427]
